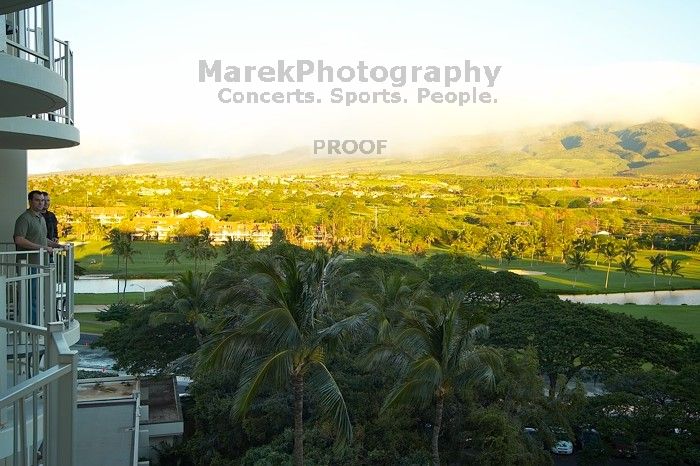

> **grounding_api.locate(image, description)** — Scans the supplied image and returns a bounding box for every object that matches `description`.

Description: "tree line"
[563,235,684,289]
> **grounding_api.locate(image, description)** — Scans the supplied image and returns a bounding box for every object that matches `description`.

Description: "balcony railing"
[0,244,77,465]
[0,245,75,329]
[3,2,75,125]
[0,318,77,466]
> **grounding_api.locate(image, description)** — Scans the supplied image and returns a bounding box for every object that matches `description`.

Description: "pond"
[559,289,700,306]
[74,277,170,294]
[74,276,700,305]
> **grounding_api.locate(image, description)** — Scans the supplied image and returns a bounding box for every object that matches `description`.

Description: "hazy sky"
[30,0,700,173]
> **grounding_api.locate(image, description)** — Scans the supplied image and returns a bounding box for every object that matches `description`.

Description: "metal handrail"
[0,365,71,406]
[131,390,142,466]
[4,39,49,62]
[0,316,77,466]
[3,3,76,127]
[0,246,75,329]
[0,319,46,333]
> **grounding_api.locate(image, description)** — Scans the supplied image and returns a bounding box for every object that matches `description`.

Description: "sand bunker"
[507,269,547,276]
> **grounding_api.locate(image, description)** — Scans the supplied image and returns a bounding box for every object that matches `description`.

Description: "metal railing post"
[46,322,77,466]
[46,323,59,466]
[43,257,56,327]
[66,42,74,123]
[65,245,74,324]
[0,278,6,394]
[36,251,44,328]
[17,8,26,60]
[41,2,54,69]
[1,14,6,52]
[18,261,28,325]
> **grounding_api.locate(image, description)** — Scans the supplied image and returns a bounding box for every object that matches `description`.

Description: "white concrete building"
[1,4,182,464]
[75,376,184,466]
[0,1,80,464]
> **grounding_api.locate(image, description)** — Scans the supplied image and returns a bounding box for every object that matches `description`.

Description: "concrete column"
[0,149,28,248]
[47,323,77,466]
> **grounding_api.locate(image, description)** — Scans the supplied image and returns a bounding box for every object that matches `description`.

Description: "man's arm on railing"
[47,239,65,249]
[13,235,62,253]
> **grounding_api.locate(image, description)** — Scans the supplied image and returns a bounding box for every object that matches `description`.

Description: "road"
[74,304,104,313]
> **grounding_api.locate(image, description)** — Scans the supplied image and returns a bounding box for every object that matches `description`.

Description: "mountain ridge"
[54,120,700,178]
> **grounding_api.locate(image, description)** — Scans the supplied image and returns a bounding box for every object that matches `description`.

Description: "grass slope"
[600,304,700,340]
[75,292,149,305]
[75,240,219,278]
[75,312,118,335]
[478,249,700,294]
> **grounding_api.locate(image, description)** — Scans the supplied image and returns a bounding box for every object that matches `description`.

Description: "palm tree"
[120,239,140,295]
[648,253,667,290]
[103,229,127,293]
[667,258,683,288]
[574,237,594,254]
[620,238,637,258]
[361,270,424,344]
[601,241,619,289]
[182,229,217,273]
[527,231,539,267]
[391,221,408,252]
[618,255,639,289]
[164,248,180,274]
[535,243,548,263]
[221,237,255,257]
[565,250,588,288]
[510,232,528,260]
[483,233,504,265]
[592,236,602,266]
[663,236,673,252]
[452,228,469,253]
[198,251,362,466]
[502,244,517,265]
[377,294,500,465]
[150,270,211,344]
[558,237,570,263]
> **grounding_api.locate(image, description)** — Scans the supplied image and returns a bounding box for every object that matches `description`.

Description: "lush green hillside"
[60,120,700,178]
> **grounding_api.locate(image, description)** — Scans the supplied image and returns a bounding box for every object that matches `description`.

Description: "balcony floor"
[0,116,79,149]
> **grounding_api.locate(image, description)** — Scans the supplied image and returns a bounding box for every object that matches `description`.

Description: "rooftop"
[77,378,138,402]
[141,377,182,424]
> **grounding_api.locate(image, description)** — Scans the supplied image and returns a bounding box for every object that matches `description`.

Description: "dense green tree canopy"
[489,298,694,399]
[95,301,199,375]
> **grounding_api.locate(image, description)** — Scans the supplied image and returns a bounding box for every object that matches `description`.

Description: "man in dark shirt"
[41,191,59,241]
[14,190,64,324]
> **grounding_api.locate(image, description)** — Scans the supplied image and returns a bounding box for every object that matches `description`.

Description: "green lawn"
[72,240,700,293]
[75,292,150,305]
[74,240,220,278]
[478,249,700,294]
[598,304,700,340]
[75,312,118,335]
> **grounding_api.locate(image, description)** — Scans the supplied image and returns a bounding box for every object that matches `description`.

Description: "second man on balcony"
[13,190,64,258]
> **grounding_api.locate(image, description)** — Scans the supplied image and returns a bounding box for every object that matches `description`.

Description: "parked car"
[550,428,574,455]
